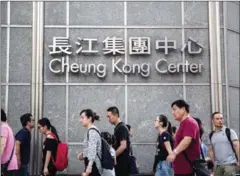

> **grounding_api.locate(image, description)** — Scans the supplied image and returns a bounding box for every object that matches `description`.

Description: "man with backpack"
[208,112,240,176]
[107,107,131,176]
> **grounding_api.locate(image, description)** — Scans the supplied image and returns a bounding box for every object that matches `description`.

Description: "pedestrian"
[1,109,18,176]
[126,124,139,175]
[38,118,59,176]
[15,113,34,176]
[77,109,102,176]
[153,114,174,176]
[106,106,130,176]
[167,100,200,176]
[193,117,208,159]
[208,112,240,176]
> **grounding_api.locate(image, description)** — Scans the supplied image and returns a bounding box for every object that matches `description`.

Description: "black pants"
[84,158,101,176]
[175,174,194,176]
[115,159,130,176]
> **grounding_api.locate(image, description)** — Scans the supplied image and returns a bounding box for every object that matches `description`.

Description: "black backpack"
[209,128,238,161]
[87,128,114,170]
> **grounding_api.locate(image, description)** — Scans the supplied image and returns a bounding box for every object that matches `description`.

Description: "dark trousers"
[2,170,17,176]
[115,159,130,176]
[84,158,101,176]
[175,174,194,176]
[18,165,29,176]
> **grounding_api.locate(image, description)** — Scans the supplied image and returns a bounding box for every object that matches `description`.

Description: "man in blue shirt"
[15,113,34,176]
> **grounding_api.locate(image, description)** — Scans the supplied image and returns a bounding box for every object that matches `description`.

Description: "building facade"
[1,1,239,175]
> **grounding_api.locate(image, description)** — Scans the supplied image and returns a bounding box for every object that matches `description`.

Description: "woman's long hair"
[38,118,60,140]
[193,117,204,139]
[158,114,173,136]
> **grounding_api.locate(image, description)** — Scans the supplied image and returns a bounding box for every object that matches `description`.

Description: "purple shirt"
[173,117,200,174]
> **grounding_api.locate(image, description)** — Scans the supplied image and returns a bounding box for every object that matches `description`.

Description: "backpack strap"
[87,128,101,140]
[87,128,102,160]
[3,137,15,172]
[46,132,59,142]
[200,143,206,160]
[225,128,238,161]
[115,123,129,134]
[209,131,215,142]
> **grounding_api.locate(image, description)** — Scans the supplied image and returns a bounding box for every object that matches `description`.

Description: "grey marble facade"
[1,1,239,175]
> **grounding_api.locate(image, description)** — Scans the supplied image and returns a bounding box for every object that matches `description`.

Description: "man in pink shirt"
[1,109,18,175]
[167,100,200,176]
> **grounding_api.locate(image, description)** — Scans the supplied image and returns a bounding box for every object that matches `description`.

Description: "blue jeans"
[19,165,29,176]
[155,160,174,176]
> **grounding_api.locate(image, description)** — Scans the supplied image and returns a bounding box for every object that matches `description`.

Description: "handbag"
[1,139,15,176]
[183,143,210,176]
[129,155,139,175]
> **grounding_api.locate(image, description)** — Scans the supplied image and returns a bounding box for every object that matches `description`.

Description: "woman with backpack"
[38,118,59,176]
[153,115,174,176]
[101,132,116,176]
[77,109,102,176]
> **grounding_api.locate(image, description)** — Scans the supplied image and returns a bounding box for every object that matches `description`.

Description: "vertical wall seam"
[209,2,222,115]
[223,2,230,126]
[5,1,10,114]
[30,2,37,175]
[181,2,186,100]
[66,1,69,174]
[124,1,128,124]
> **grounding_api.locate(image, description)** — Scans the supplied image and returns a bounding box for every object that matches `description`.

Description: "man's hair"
[171,99,190,113]
[107,106,119,117]
[211,112,222,119]
[20,113,32,127]
[1,109,7,122]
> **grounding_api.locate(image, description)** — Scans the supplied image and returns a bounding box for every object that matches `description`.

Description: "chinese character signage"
[48,36,204,78]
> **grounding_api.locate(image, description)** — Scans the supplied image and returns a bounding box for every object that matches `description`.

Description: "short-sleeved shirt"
[42,137,58,172]
[210,126,238,165]
[113,122,130,164]
[15,128,31,165]
[173,117,200,174]
[156,131,174,161]
[1,123,18,171]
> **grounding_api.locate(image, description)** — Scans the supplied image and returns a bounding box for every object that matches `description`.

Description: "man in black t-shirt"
[15,113,34,176]
[107,107,130,176]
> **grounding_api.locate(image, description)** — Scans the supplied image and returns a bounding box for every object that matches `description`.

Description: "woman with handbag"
[1,109,18,176]
[153,115,174,176]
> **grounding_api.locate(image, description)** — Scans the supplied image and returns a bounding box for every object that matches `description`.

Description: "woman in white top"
[101,132,116,176]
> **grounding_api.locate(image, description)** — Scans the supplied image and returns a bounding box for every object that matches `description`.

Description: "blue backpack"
[87,128,114,170]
